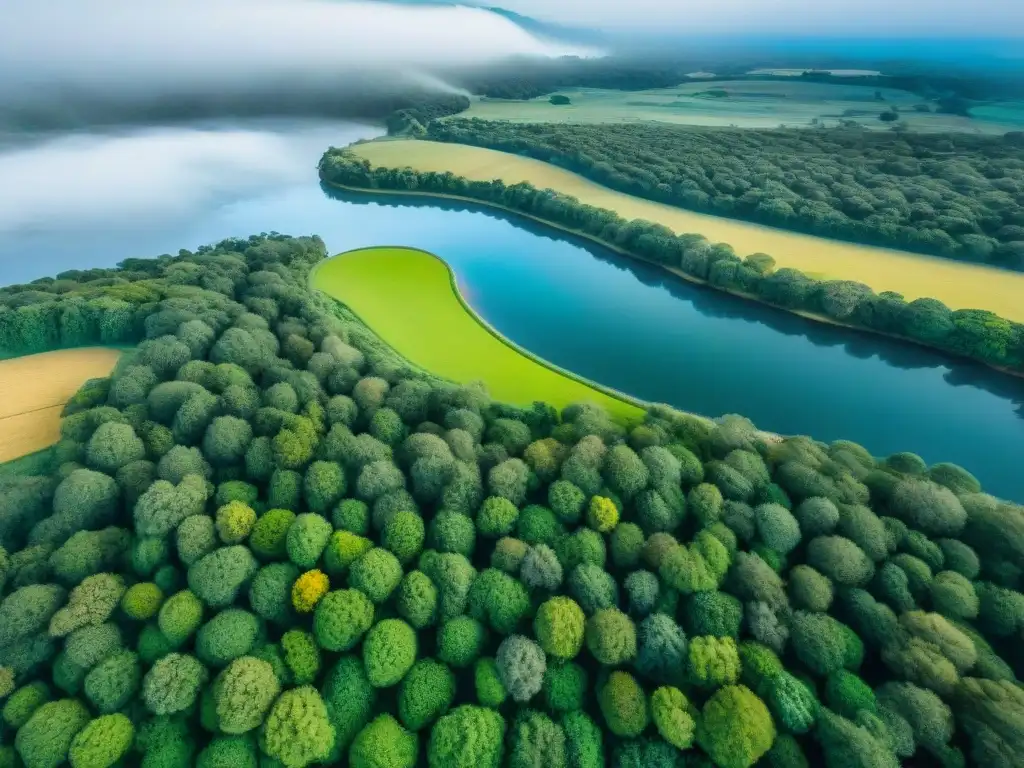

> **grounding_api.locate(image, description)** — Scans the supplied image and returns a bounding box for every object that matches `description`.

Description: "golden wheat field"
[351,140,1024,322]
[0,348,121,462]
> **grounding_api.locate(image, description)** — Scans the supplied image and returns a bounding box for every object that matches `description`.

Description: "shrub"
[334,499,371,535]
[598,671,648,738]
[467,568,530,635]
[281,629,321,685]
[569,563,618,615]
[790,611,850,676]
[248,562,299,625]
[787,565,833,612]
[806,536,874,587]
[542,661,588,713]
[291,569,329,613]
[313,589,374,652]
[249,508,296,560]
[585,608,636,666]
[396,570,438,629]
[15,699,91,768]
[609,523,645,570]
[508,710,566,768]
[825,670,875,720]
[213,501,256,546]
[516,505,564,547]
[766,672,818,734]
[696,685,775,768]
[428,511,476,558]
[438,616,487,669]
[363,619,417,687]
[323,531,373,576]
[285,513,332,569]
[587,496,619,533]
[350,548,403,604]
[650,686,695,750]
[85,422,146,474]
[176,515,217,567]
[624,570,659,616]
[520,544,563,591]
[211,656,279,734]
[50,573,126,637]
[496,635,546,703]
[428,705,506,768]
[889,479,967,537]
[549,481,587,524]
[195,609,260,668]
[68,713,134,768]
[931,570,979,620]
[188,546,258,608]
[477,497,519,539]
[398,659,456,731]
[687,635,740,688]
[3,681,51,729]
[81,651,140,720]
[349,714,418,768]
[534,597,586,660]
[383,512,426,565]
[142,653,208,715]
[157,590,204,646]
[475,657,508,708]
[686,590,743,638]
[320,655,376,753]
[755,504,801,554]
[262,686,335,768]
[635,613,688,686]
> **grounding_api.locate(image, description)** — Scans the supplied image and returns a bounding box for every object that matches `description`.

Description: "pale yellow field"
[351,140,1024,322]
[0,348,121,462]
[452,83,1018,134]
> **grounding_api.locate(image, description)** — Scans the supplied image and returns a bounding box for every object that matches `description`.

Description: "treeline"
[448,55,1023,104]
[385,95,471,137]
[426,120,1024,269]
[2,232,1024,768]
[319,150,1024,373]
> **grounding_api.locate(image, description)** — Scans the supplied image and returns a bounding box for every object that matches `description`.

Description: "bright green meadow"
[312,246,643,422]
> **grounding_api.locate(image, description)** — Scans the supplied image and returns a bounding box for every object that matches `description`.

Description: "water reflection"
[323,184,1024,421]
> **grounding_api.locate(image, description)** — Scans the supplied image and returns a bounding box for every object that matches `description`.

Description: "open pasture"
[452,80,1022,134]
[350,139,1024,323]
[311,246,643,423]
[0,347,121,462]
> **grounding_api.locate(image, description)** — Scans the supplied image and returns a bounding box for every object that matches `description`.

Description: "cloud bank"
[0,0,591,129]
[0,122,375,235]
[497,0,1022,37]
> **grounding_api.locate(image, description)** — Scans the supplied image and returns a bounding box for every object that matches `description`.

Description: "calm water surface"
[0,121,1021,500]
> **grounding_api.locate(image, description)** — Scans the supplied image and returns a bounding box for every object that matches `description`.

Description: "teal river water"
[1,123,1021,500]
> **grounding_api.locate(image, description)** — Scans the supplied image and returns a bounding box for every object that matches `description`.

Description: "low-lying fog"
[0,120,380,283]
[0,0,588,281]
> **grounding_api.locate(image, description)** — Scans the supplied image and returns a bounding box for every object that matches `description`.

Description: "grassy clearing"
[453,81,1018,134]
[311,246,644,423]
[350,140,1024,322]
[0,347,121,462]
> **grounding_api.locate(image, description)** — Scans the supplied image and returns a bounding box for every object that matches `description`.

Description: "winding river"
[0,121,1021,500]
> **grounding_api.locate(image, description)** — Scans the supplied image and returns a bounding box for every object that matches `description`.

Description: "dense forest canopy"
[320,150,1024,374]
[426,119,1024,268]
[1,229,1023,768]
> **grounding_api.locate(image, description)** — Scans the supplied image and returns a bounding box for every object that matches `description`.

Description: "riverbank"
[320,178,1024,383]
[311,246,647,424]
[349,139,1024,324]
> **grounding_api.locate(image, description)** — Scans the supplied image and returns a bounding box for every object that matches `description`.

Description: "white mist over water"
[0,0,589,277]
[0,122,378,236]
[0,0,594,126]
